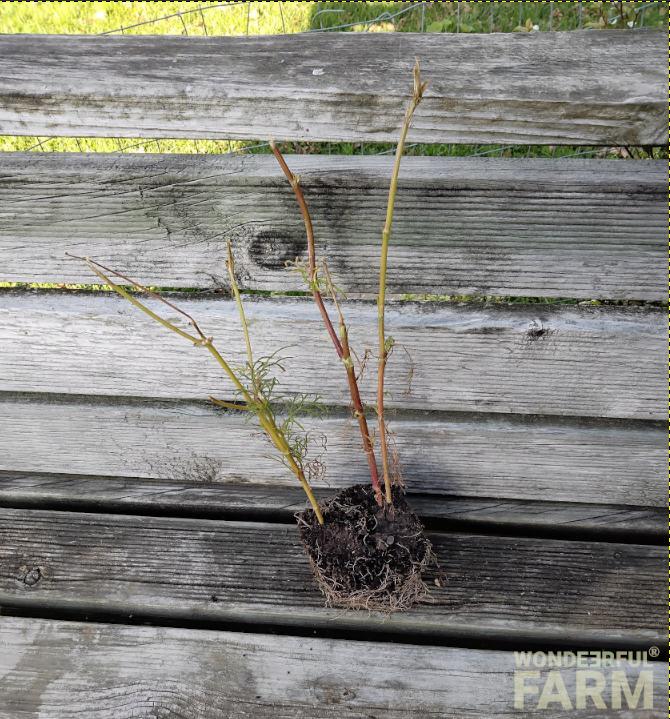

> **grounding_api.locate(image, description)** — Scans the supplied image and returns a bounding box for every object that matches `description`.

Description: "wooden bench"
[0,30,666,717]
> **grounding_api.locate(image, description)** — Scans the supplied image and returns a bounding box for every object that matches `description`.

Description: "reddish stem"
[270,141,383,505]
[270,144,344,358]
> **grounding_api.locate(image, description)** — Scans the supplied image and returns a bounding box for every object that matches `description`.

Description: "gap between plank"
[0,494,663,546]
[1,600,666,659]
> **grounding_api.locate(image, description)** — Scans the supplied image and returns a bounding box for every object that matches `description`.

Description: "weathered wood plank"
[0,509,664,646]
[2,618,665,718]
[0,292,664,419]
[0,31,665,144]
[0,399,664,506]
[1,154,666,300]
[0,472,664,541]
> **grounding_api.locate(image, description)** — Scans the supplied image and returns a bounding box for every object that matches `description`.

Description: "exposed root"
[307,555,432,613]
[296,484,433,613]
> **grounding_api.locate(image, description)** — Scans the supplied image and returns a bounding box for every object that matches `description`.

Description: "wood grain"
[1,154,666,300]
[0,471,664,541]
[0,508,664,646]
[2,617,665,718]
[0,292,664,419]
[0,399,664,506]
[0,31,665,144]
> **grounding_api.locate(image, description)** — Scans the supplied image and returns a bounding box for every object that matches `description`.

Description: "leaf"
[427,17,457,33]
[426,20,446,32]
[525,17,533,31]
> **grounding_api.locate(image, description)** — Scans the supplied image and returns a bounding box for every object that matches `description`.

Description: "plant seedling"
[270,59,433,611]
[69,59,433,613]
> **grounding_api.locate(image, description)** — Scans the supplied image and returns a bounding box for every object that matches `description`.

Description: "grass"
[312,0,668,33]
[2,1,665,36]
[0,1,312,36]
[0,280,310,297]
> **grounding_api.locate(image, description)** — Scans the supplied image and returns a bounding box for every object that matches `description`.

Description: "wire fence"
[9,1,668,159]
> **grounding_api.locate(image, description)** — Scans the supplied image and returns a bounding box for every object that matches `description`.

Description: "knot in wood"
[21,566,43,586]
[249,228,306,272]
[526,327,547,341]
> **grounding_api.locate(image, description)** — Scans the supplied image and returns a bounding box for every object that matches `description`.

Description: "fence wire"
[16,1,667,159]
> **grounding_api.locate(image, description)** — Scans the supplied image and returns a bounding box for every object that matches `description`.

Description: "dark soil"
[296,484,433,612]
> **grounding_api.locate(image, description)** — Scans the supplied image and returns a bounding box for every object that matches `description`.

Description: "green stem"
[257,412,324,524]
[71,253,324,524]
[226,239,260,401]
[84,261,201,345]
[225,240,324,523]
[378,58,427,503]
